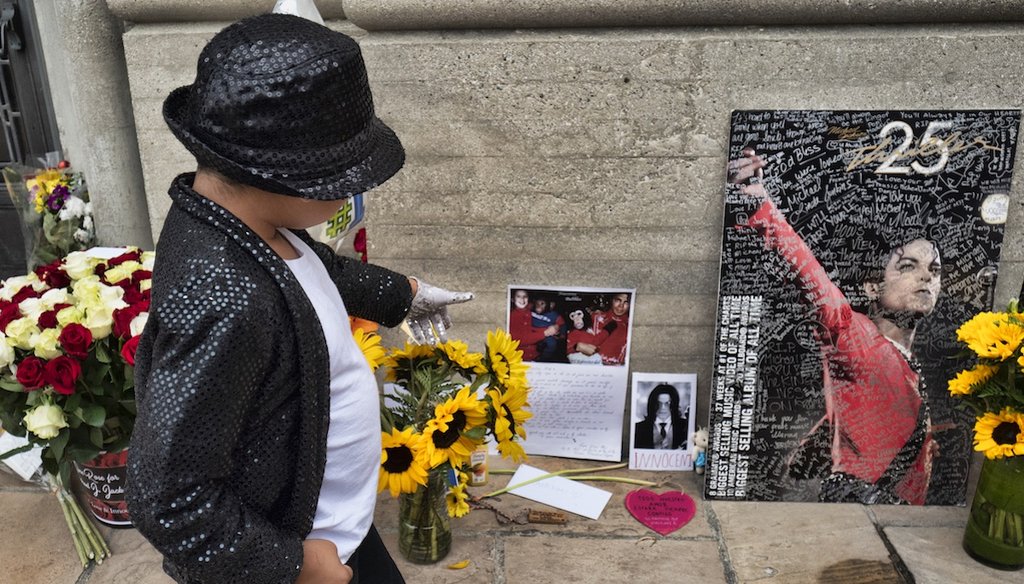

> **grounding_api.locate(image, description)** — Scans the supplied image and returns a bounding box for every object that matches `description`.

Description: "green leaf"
[50,429,70,462]
[89,427,104,449]
[95,342,112,364]
[0,443,35,461]
[0,377,25,392]
[80,405,106,427]
[463,426,487,441]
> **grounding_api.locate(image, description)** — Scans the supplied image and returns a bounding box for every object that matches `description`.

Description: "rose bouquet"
[2,156,96,270]
[947,301,1024,568]
[0,247,152,565]
[356,328,532,563]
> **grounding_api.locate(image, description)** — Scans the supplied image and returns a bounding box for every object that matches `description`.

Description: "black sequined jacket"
[126,174,413,584]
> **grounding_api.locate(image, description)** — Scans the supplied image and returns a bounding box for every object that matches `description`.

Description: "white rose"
[63,251,98,280]
[17,297,45,320]
[141,251,156,271]
[40,288,72,308]
[32,328,62,360]
[82,307,115,339]
[0,333,13,369]
[56,305,86,327]
[23,404,68,440]
[5,318,40,350]
[139,279,152,292]
[104,261,141,284]
[0,275,32,301]
[129,312,149,337]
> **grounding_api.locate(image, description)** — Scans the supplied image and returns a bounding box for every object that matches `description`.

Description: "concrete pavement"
[0,455,1014,583]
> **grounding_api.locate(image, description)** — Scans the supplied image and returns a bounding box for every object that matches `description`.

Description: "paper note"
[0,429,42,481]
[506,464,612,520]
[520,364,628,461]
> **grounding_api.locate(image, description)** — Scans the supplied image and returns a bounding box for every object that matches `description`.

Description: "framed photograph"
[705,110,1021,505]
[629,373,697,471]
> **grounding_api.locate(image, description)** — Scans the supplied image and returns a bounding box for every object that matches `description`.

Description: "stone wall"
[111,2,1024,427]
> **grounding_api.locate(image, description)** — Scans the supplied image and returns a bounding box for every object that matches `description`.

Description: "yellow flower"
[423,386,487,467]
[947,364,999,396]
[438,339,485,373]
[957,312,1024,360]
[379,427,429,497]
[496,438,527,463]
[973,408,1024,459]
[446,482,470,518]
[353,328,386,372]
[56,305,85,327]
[488,385,532,443]
[381,341,438,381]
[486,329,528,389]
[1019,353,1024,372]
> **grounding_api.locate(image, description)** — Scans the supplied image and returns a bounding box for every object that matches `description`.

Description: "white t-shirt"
[280,229,381,562]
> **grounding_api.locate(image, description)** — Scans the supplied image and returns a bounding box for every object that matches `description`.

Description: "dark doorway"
[0,0,60,278]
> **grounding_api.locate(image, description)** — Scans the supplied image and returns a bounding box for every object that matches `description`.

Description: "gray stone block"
[108,0,345,22]
[344,1,1024,30]
[884,526,1010,584]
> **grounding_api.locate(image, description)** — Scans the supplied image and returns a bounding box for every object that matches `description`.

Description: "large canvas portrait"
[706,110,1020,505]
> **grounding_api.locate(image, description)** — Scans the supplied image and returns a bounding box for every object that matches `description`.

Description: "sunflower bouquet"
[948,301,1024,566]
[948,302,1024,459]
[358,328,532,562]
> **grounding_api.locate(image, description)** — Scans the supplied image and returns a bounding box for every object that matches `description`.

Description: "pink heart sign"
[624,489,696,536]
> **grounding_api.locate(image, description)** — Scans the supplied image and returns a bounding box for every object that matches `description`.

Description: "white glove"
[272,0,325,24]
[405,278,474,345]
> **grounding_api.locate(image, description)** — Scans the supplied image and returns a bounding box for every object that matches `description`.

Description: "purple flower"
[46,184,70,211]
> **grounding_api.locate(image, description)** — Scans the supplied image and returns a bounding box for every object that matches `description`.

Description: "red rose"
[122,285,145,306]
[34,262,70,288]
[59,323,93,359]
[12,286,41,304]
[131,270,152,286]
[107,250,141,267]
[112,304,145,339]
[15,356,47,390]
[121,335,141,366]
[0,304,20,333]
[44,356,81,395]
[37,303,71,330]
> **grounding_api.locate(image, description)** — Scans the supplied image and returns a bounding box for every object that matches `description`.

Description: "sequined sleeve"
[298,230,413,326]
[127,266,303,583]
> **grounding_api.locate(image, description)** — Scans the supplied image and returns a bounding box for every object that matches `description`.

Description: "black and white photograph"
[630,373,697,471]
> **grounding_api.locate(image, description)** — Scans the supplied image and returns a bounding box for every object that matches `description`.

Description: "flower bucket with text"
[74,449,131,526]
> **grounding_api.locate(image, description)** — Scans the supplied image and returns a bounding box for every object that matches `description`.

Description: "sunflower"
[486,329,529,389]
[496,436,527,463]
[381,341,438,381]
[439,339,486,373]
[973,408,1024,459]
[379,427,429,497]
[422,386,487,467]
[446,471,471,518]
[352,327,386,372]
[488,385,532,443]
[957,312,1024,360]
[947,364,999,396]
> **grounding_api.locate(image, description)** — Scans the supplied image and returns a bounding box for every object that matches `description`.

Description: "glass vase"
[963,456,1024,570]
[398,468,452,564]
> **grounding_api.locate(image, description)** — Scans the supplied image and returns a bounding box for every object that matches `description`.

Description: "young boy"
[126,14,470,584]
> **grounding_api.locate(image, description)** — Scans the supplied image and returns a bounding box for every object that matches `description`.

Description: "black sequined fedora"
[164,13,404,200]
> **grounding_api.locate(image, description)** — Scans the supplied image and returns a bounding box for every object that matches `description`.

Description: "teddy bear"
[692,428,709,474]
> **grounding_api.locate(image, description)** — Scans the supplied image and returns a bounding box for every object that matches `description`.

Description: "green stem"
[567,475,659,487]
[480,463,627,498]
[57,490,89,567]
